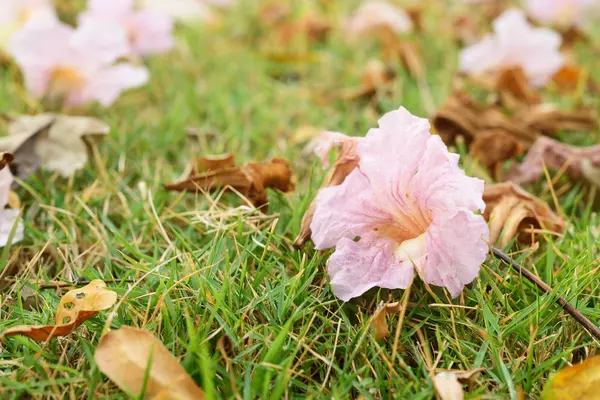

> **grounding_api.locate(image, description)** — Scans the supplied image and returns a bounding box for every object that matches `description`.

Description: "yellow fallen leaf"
[542,356,600,400]
[372,301,402,340]
[2,280,117,341]
[94,326,205,400]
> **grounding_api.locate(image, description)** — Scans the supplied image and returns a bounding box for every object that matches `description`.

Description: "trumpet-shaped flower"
[310,108,489,301]
[525,0,597,28]
[0,0,55,51]
[79,0,174,56]
[8,18,149,107]
[345,1,413,37]
[0,168,23,247]
[459,8,564,87]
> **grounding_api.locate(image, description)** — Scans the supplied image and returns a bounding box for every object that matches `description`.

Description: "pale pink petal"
[84,0,134,15]
[139,0,215,23]
[328,234,415,301]
[459,35,506,76]
[70,19,130,68]
[346,0,413,37]
[8,18,72,69]
[0,168,13,209]
[310,169,392,250]
[0,209,24,247]
[526,0,596,27]
[128,11,175,55]
[422,210,489,298]
[77,63,149,107]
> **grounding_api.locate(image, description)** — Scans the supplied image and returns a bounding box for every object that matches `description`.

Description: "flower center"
[394,232,427,264]
[48,67,85,96]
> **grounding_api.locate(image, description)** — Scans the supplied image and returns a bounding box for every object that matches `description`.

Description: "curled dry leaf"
[339,59,395,101]
[433,369,485,400]
[2,280,117,341]
[483,182,566,248]
[293,132,360,248]
[496,67,540,106]
[372,301,402,340]
[0,113,109,179]
[165,156,294,210]
[541,356,600,400]
[433,92,597,180]
[507,136,600,185]
[95,326,205,400]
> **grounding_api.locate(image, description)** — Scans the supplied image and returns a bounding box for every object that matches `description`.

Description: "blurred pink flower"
[459,8,564,87]
[139,0,216,23]
[310,108,489,301]
[0,168,23,247]
[79,0,174,56]
[0,0,56,51]
[345,1,413,37]
[9,18,149,108]
[313,131,361,168]
[525,0,597,28]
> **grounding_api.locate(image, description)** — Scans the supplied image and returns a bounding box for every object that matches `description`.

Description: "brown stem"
[492,247,600,341]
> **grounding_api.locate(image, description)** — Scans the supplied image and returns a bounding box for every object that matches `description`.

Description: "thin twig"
[492,247,600,341]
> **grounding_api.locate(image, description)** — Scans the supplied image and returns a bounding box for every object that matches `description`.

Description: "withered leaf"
[541,356,600,400]
[2,280,117,341]
[507,136,600,185]
[95,326,205,400]
[372,301,402,340]
[293,132,360,248]
[165,157,294,209]
[483,182,566,248]
[496,67,540,106]
[515,104,597,137]
[339,59,395,101]
[433,369,485,400]
[0,113,109,179]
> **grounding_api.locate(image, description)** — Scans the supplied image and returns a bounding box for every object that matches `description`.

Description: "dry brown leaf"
[293,133,360,248]
[507,136,600,185]
[433,369,485,400]
[2,280,117,341]
[483,182,566,248]
[0,113,109,179]
[339,59,395,101]
[552,65,585,92]
[165,157,294,209]
[95,326,205,400]
[515,104,597,136]
[496,67,540,106]
[372,301,402,340]
[191,153,236,175]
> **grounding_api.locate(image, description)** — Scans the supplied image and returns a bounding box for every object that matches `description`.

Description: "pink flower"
[79,0,174,56]
[0,168,23,247]
[8,17,149,108]
[310,108,489,301]
[345,1,413,37]
[525,0,597,28]
[313,131,361,169]
[139,0,216,23]
[0,0,56,51]
[459,8,564,87]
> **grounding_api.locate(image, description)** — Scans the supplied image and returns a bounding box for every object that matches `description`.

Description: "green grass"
[1,1,599,399]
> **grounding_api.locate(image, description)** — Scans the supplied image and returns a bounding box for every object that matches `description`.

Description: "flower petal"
[78,63,149,107]
[0,209,23,247]
[70,19,130,67]
[328,234,415,301]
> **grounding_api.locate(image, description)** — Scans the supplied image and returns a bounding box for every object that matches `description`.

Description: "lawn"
[0,1,599,399]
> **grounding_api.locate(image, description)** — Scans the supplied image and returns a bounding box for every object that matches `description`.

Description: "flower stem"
[491,247,600,341]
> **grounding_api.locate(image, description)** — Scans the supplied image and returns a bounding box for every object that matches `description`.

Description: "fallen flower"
[2,280,117,341]
[433,369,485,400]
[95,326,205,399]
[507,136,600,185]
[79,0,174,56]
[0,153,23,247]
[294,131,360,248]
[459,8,564,87]
[483,182,566,248]
[310,107,489,300]
[165,156,294,209]
[0,113,110,178]
[0,0,56,52]
[525,0,597,29]
[9,17,149,107]
[345,0,413,38]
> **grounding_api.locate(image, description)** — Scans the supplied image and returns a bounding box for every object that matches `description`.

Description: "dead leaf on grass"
[507,136,600,185]
[541,356,600,400]
[95,326,205,400]
[293,131,360,248]
[2,280,117,341]
[433,369,485,400]
[0,113,109,179]
[483,182,566,248]
[372,301,402,340]
[165,156,294,210]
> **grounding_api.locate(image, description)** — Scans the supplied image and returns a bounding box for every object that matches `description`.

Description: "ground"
[0,1,599,399]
